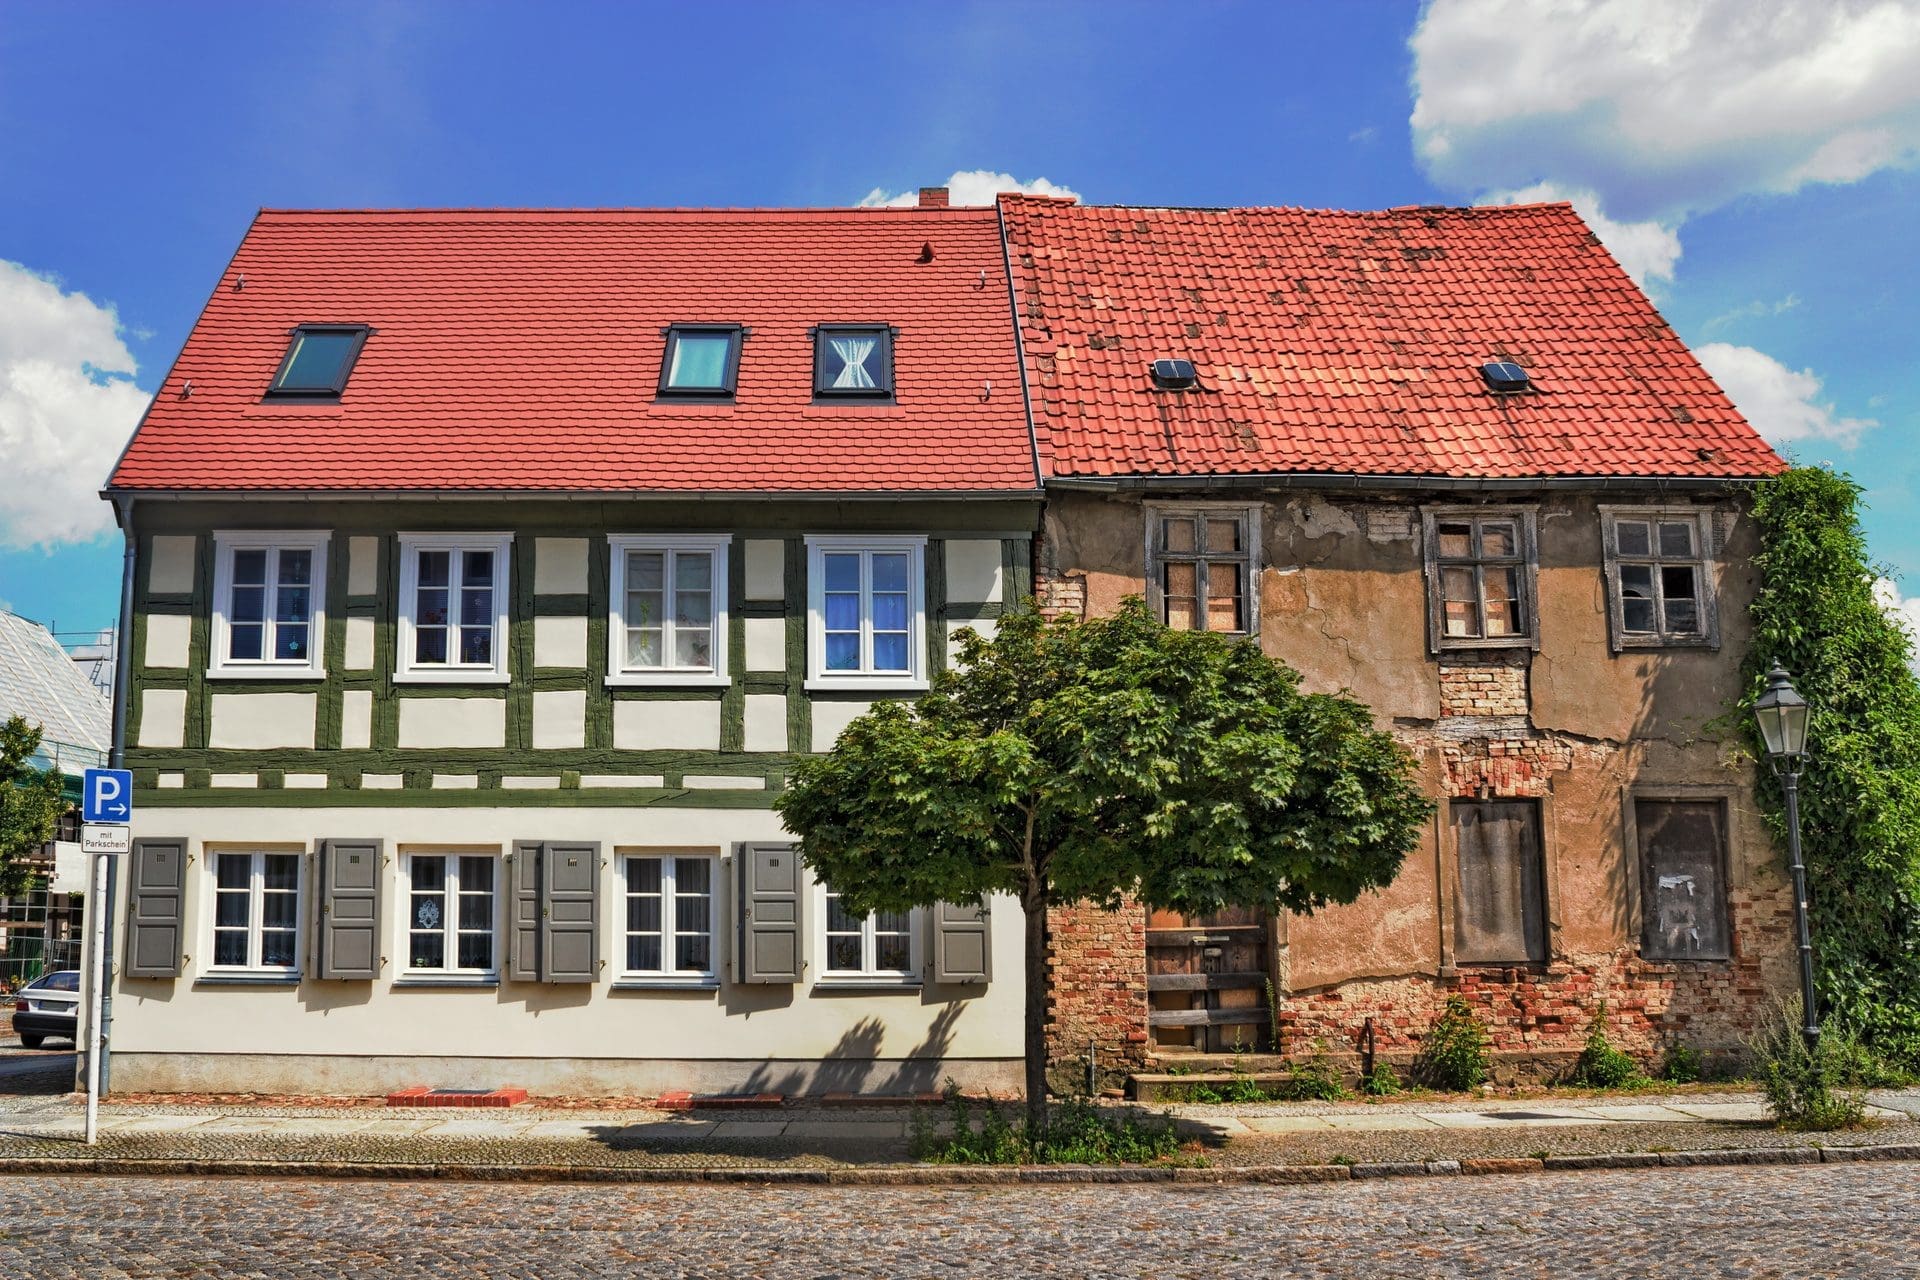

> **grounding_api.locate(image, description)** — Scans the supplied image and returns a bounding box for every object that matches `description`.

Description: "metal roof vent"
[1480,361,1530,392]
[1150,358,1198,390]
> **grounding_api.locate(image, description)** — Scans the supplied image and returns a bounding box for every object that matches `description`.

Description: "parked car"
[11,970,80,1048]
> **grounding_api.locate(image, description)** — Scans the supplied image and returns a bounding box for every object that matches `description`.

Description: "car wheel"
[17,1034,45,1049]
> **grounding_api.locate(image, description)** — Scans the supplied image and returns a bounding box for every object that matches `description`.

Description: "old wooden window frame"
[204,846,304,978]
[1422,507,1540,653]
[617,851,721,985]
[1623,787,1735,963]
[606,534,732,688]
[1598,505,1720,652]
[1143,502,1260,638]
[208,530,330,680]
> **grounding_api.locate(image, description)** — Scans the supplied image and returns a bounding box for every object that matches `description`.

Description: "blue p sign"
[82,768,134,824]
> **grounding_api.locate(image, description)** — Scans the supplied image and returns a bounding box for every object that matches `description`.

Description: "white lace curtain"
[830,336,878,389]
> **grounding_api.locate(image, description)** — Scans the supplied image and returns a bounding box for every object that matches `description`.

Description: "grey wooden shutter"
[737,842,803,983]
[317,838,384,979]
[932,899,992,984]
[124,838,186,978]
[508,841,542,982]
[540,841,600,983]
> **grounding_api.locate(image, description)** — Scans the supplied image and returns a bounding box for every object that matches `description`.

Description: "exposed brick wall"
[1046,900,1148,1091]
[1034,565,1086,621]
[1438,655,1529,718]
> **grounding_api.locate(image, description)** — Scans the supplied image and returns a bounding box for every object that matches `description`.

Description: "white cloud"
[858,169,1082,208]
[0,261,148,549]
[1703,294,1802,333]
[1872,578,1920,676]
[1478,181,1682,287]
[1695,342,1877,446]
[1411,0,1920,225]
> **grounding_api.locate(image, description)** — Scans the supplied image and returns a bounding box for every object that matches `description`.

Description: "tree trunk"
[1023,887,1051,1135]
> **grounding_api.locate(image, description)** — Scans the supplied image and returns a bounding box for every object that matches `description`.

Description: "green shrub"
[1275,1055,1350,1102]
[1659,1043,1704,1085]
[912,1084,1185,1164]
[1414,997,1491,1091]
[1750,999,1870,1131]
[1359,1064,1402,1097]
[1568,1001,1651,1089]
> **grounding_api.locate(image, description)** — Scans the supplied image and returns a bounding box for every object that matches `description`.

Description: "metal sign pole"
[85,850,110,1145]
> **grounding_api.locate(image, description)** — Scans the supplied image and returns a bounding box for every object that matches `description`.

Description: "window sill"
[804,677,929,694]
[393,974,500,988]
[194,972,301,987]
[1610,636,1720,652]
[205,667,327,682]
[812,977,923,992]
[1433,637,1538,653]
[611,977,720,992]
[605,673,731,690]
[392,671,512,686]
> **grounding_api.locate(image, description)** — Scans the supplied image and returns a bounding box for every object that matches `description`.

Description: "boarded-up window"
[1637,799,1730,960]
[1452,800,1547,964]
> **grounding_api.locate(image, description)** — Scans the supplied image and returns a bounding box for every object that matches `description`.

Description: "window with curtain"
[607,535,731,685]
[805,536,926,688]
[814,325,893,397]
[210,531,330,677]
[396,534,512,682]
[621,854,717,980]
[209,850,301,973]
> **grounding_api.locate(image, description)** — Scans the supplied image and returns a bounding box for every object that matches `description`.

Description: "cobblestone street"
[4,1165,1915,1278]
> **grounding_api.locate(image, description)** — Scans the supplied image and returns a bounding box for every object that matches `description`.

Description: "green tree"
[1743,467,1920,1066]
[1,716,65,896]
[776,599,1431,1127]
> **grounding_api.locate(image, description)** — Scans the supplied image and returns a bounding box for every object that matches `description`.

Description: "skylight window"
[1480,361,1530,392]
[267,325,369,397]
[814,325,894,398]
[1150,359,1198,390]
[659,325,744,397]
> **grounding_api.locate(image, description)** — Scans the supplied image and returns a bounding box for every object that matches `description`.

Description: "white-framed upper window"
[396,533,512,683]
[402,851,499,979]
[209,531,329,678]
[208,848,302,975]
[607,535,731,687]
[1144,504,1259,636]
[619,852,718,983]
[819,882,920,982]
[1600,507,1719,650]
[805,535,927,690]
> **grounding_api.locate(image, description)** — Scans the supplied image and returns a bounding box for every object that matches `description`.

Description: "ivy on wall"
[1743,466,1920,1067]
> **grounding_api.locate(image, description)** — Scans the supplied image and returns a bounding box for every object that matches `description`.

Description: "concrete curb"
[0,1143,1916,1186]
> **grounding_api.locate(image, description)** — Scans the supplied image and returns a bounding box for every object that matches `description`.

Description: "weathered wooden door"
[1145,905,1270,1053]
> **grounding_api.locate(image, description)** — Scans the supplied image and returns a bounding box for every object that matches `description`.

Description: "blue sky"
[1,0,1914,645]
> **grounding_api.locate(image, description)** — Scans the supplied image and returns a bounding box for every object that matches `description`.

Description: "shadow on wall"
[730,1002,967,1098]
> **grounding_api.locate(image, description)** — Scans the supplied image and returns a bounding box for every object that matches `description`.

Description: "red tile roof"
[999,196,1783,481]
[108,208,1039,494]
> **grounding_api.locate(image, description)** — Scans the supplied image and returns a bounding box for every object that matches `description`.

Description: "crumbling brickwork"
[1046,901,1148,1090]
[1438,655,1530,718]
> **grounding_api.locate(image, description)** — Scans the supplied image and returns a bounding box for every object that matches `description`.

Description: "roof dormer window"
[267,325,370,398]
[659,324,743,398]
[813,325,894,399]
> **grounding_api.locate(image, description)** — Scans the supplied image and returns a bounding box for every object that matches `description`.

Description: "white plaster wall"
[209,692,318,750]
[744,539,785,600]
[945,539,1004,603]
[534,615,588,669]
[810,699,872,752]
[137,689,187,748]
[114,805,1024,1070]
[341,689,374,750]
[532,689,586,749]
[347,536,380,596]
[744,616,785,672]
[948,616,998,663]
[148,536,197,594]
[613,699,722,750]
[344,615,375,669]
[535,538,588,594]
[742,693,788,752]
[144,613,191,669]
[398,697,507,749]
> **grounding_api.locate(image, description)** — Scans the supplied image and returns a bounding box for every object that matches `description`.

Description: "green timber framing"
[124,497,1037,808]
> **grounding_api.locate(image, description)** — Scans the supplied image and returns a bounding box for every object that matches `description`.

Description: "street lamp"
[1753,663,1818,1052]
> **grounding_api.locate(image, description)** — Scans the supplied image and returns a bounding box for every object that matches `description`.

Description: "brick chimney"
[918,187,949,208]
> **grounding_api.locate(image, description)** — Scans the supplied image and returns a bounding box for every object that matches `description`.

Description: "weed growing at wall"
[1744,468,1920,1069]
[1568,1002,1651,1089]
[1359,1064,1402,1097]
[1414,997,1490,1091]
[1750,1000,1869,1131]
[1659,1043,1704,1085]
[911,1085,1189,1164]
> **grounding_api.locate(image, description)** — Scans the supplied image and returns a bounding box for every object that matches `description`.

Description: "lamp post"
[1753,663,1817,1052]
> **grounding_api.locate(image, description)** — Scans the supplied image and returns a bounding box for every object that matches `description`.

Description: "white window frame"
[204,846,305,977]
[395,533,512,684]
[616,850,721,986]
[606,535,732,688]
[805,534,928,691]
[1598,506,1720,652]
[208,530,330,679]
[1143,503,1261,638]
[399,850,501,981]
[815,881,922,985]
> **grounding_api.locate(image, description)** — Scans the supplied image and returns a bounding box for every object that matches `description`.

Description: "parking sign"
[82,768,134,824]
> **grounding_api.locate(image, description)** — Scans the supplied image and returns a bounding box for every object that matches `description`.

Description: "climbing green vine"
[1743,467,1920,1068]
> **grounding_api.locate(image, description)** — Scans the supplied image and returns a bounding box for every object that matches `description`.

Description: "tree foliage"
[0,715,65,896]
[777,598,1432,1118]
[1744,467,1920,1067]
